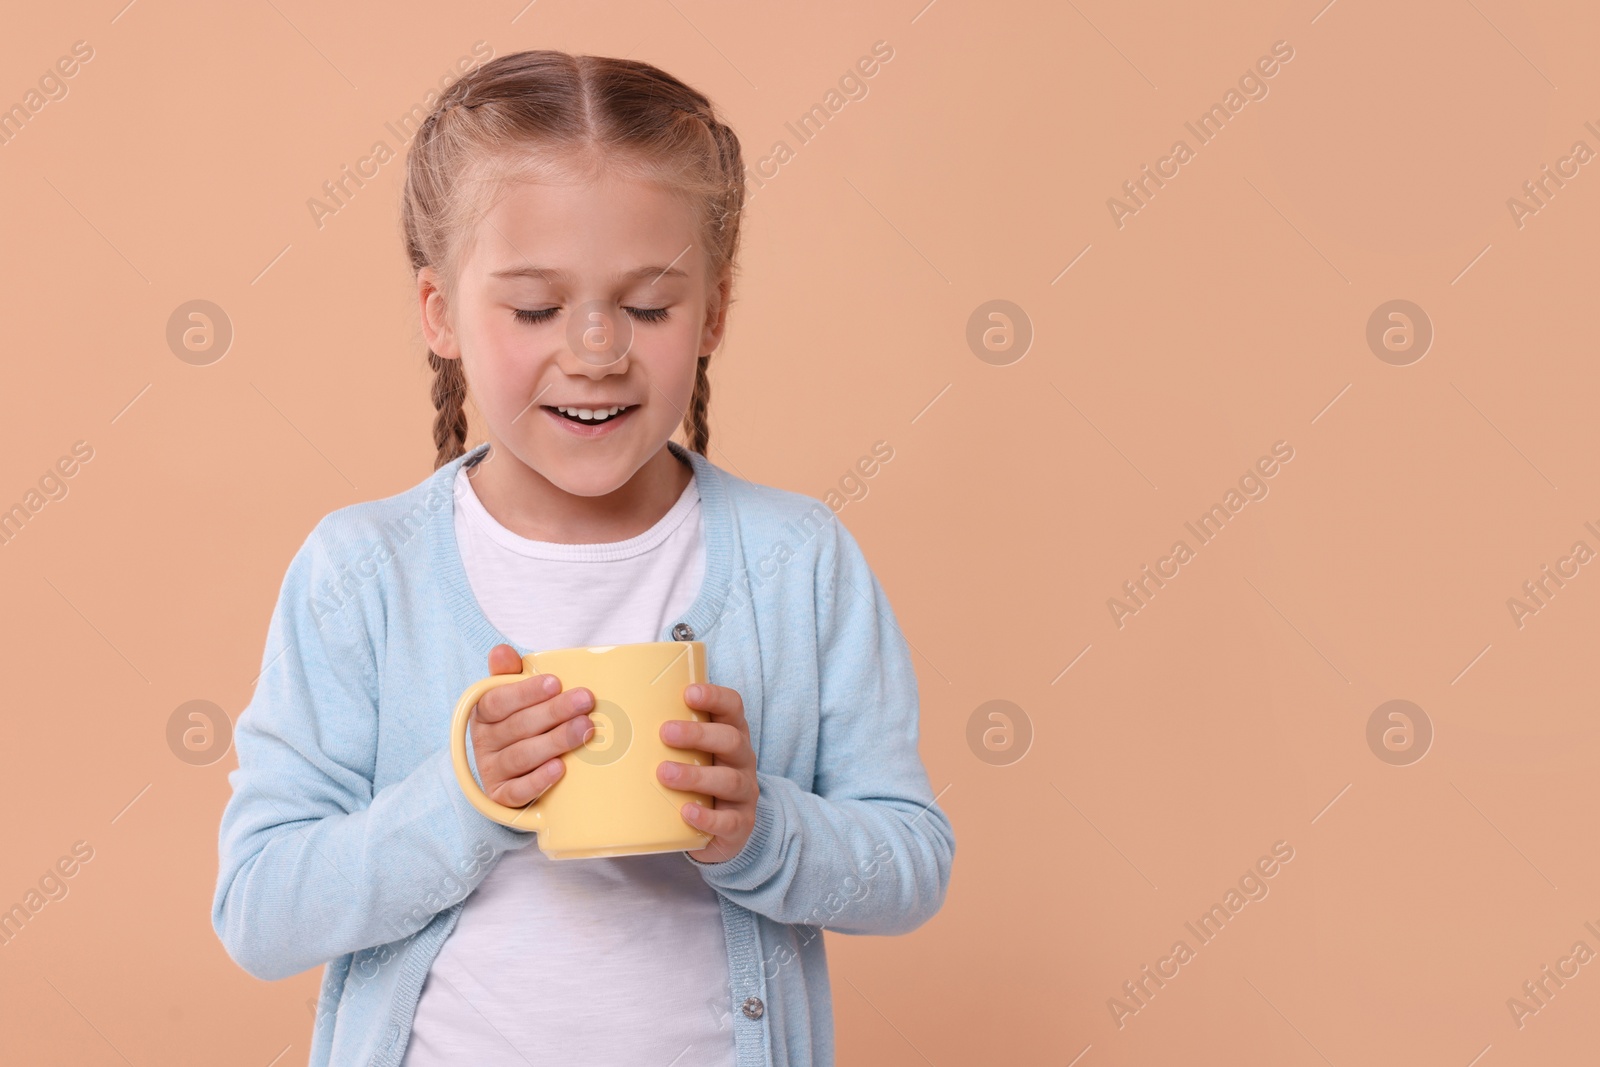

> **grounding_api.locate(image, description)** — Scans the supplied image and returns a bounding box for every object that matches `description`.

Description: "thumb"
[487,643,524,675]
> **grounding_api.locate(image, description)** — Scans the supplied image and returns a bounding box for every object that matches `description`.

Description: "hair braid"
[685,353,712,455]
[428,350,469,470]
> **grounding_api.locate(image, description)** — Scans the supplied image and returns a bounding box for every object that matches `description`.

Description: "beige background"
[1,0,1596,1063]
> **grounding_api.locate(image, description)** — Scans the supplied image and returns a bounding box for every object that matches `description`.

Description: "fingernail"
[687,684,703,702]
[543,675,559,695]
[573,690,592,710]
[661,762,680,781]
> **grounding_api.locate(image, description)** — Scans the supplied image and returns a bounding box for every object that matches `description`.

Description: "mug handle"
[449,671,547,832]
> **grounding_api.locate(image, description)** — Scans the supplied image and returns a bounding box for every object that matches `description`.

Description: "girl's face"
[420,168,729,498]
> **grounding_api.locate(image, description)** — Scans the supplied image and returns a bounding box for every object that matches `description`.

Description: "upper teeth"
[558,406,624,420]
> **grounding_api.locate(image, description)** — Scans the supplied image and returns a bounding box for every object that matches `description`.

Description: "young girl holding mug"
[212,48,954,1067]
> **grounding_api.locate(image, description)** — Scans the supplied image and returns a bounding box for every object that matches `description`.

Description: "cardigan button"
[672,622,696,641]
[741,996,765,1020]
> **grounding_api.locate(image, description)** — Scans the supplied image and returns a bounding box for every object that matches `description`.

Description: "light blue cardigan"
[212,440,956,1067]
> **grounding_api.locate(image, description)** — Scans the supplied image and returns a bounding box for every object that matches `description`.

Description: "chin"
[538,454,640,498]
[550,475,629,498]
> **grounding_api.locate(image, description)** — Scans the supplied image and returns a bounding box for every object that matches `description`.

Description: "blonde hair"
[400,49,746,470]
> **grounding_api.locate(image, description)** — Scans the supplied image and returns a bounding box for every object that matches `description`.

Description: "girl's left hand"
[658,682,758,864]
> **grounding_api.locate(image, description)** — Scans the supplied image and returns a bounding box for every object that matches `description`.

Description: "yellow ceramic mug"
[449,640,715,860]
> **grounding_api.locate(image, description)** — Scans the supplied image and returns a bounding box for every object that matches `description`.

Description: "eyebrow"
[489,264,689,284]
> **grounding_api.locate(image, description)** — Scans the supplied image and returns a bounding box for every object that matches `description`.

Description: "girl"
[212,49,954,1067]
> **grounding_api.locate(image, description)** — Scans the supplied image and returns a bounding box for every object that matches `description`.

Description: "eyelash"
[513,307,670,325]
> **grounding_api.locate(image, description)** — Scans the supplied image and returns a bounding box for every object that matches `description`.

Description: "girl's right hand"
[469,643,596,808]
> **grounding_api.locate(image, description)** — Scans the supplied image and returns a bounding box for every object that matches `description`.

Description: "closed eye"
[513,307,671,325]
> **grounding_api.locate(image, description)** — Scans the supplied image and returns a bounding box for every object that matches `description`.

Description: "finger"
[487,714,595,782]
[487,643,523,675]
[657,762,753,803]
[658,720,747,760]
[481,686,593,750]
[684,683,745,724]
[487,753,567,809]
[682,800,743,841]
[476,672,562,725]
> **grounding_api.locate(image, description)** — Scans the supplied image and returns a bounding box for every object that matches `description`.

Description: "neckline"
[429,440,735,657]
[452,462,700,562]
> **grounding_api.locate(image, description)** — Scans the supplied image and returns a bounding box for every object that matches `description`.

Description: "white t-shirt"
[402,460,736,1067]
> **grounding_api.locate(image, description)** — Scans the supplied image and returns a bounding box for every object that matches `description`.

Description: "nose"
[561,300,633,380]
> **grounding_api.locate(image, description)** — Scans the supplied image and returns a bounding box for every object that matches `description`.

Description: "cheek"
[643,324,703,406]
[472,320,550,412]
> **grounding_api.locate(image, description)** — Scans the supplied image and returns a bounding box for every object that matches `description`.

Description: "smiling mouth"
[542,404,636,425]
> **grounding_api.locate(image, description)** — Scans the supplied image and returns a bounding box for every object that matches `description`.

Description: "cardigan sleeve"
[686,510,956,936]
[211,518,532,982]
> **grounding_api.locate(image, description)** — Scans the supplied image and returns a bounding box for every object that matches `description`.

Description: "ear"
[419,267,461,359]
[700,267,733,356]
